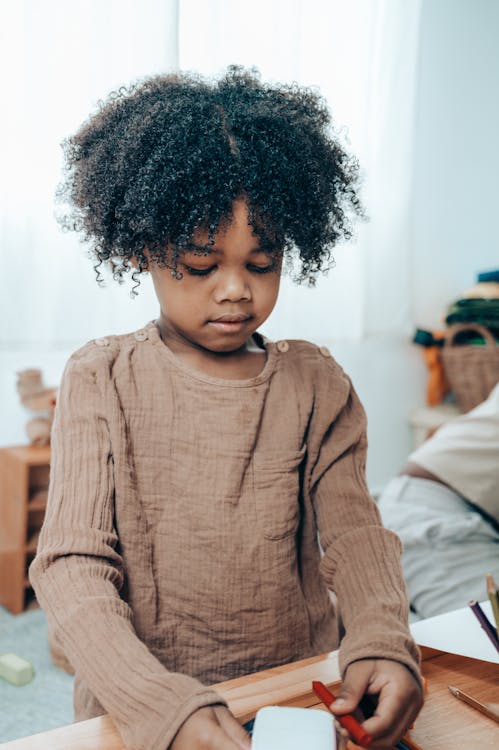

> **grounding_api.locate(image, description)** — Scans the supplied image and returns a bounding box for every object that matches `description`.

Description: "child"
[30,67,423,750]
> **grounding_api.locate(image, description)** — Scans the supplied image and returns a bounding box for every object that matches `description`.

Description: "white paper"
[251,706,336,750]
[411,600,499,664]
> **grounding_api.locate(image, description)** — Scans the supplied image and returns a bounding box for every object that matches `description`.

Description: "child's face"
[147,198,283,354]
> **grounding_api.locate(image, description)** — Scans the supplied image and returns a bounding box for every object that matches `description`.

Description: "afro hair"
[57,65,364,293]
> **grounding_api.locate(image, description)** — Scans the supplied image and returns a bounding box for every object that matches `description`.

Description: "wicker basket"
[441,323,499,412]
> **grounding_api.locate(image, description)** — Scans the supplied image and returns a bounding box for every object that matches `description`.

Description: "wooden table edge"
[2,646,497,749]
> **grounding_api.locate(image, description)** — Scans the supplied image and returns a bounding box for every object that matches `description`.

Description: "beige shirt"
[30,320,419,750]
[409,382,499,521]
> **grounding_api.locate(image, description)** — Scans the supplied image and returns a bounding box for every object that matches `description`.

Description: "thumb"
[331,661,372,715]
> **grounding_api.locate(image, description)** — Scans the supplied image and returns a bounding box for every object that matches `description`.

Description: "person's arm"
[29,346,240,750]
[309,360,422,745]
[400,460,449,486]
[402,383,499,522]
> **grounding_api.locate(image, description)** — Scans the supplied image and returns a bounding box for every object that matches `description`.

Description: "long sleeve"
[309,359,421,683]
[29,347,225,750]
[407,381,499,522]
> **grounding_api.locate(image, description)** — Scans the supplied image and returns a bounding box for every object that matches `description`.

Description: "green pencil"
[486,573,499,638]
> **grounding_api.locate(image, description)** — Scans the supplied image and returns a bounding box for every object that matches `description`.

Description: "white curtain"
[179,0,422,341]
[0,0,178,348]
[0,0,421,349]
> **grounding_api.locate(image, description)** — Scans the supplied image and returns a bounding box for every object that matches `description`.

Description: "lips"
[210,313,251,323]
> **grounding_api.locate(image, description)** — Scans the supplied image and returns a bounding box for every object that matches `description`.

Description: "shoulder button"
[318,345,331,357]
[95,337,109,347]
[134,331,148,342]
[276,340,289,353]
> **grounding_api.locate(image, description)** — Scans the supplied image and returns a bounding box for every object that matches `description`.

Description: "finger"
[214,706,251,749]
[362,693,411,737]
[208,723,251,750]
[361,692,417,748]
[335,725,349,750]
[331,661,373,715]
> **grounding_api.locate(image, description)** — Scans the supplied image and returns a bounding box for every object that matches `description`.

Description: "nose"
[213,268,252,303]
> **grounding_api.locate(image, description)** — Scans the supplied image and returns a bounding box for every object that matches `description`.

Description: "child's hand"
[170,705,251,750]
[330,658,423,749]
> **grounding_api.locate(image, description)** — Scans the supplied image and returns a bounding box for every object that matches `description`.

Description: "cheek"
[165,281,210,322]
[268,270,282,298]
[258,275,281,311]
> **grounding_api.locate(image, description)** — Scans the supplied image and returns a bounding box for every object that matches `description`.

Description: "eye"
[183,265,217,276]
[183,263,274,276]
[248,264,274,274]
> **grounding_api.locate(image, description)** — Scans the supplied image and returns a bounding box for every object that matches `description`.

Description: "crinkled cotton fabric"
[30,320,419,750]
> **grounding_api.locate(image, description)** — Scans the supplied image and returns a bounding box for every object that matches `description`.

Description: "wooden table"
[3,646,498,749]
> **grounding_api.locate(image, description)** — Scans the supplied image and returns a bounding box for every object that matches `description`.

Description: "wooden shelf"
[25,531,40,554]
[0,445,50,613]
[5,444,51,465]
[28,499,47,512]
[28,489,48,512]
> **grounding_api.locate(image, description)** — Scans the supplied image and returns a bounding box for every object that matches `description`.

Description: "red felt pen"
[312,680,373,748]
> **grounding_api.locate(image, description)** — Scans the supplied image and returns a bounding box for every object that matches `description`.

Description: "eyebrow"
[182,243,268,256]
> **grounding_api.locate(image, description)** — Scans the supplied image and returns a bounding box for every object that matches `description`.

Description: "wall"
[411,0,499,329]
[363,0,499,489]
[274,0,498,489]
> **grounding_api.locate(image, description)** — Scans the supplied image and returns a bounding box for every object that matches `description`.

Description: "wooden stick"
[486,573,499,637]
[448,685,499,724]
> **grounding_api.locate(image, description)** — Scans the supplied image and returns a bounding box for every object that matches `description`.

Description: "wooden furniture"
[0,445,51,613]
[2,646,498,749]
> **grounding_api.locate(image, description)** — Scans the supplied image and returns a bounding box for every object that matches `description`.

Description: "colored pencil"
[312,680,373,747]
[468,599,499,654]
[485,573,499,637]
[396,735,425,750]
[448,685,499,724]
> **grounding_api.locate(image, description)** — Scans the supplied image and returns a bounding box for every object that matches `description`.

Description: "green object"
[0,653,35,686]
[445,298,499,334]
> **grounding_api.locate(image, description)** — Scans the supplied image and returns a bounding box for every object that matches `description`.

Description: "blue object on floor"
[0,606,74,742]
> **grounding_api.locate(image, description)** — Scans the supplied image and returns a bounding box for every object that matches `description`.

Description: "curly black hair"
[57,65,363,294]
